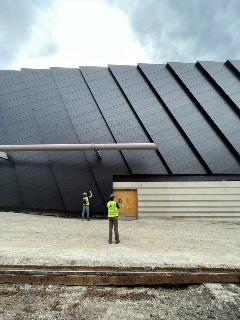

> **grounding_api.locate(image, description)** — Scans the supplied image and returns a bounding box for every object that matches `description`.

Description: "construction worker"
[107,194,120,244]
[82,191,92,221]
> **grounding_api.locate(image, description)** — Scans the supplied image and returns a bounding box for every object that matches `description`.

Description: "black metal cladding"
[138,63,240,174]
[50,67,130,208]
[109,65,207,174]
[1,61,240,213]
[20,69,97,212]
[0,70,65,210]
[80,66,167,175]
[168,62,240,155]
[197,61,240,112]
[0,118,23,207]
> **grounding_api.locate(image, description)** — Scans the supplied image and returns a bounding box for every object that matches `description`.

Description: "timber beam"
[0,266,239,286]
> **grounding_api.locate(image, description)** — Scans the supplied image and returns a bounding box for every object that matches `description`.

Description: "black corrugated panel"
[139,63,240,174]
[0,70,64,210]
[50,67,130,207]
[80,66,167,175]
[168,62,240,156]
[109,65,207,175]
[197,61,240,112]
[21,69,97,212]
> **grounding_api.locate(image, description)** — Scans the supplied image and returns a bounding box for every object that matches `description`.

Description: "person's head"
[109,194,115,200]
[83,192,87,196]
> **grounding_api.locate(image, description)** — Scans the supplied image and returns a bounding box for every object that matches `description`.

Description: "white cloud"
[4,0,239,70]
[10,0,149,70]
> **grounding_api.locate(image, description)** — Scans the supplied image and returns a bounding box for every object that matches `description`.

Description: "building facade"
[1,60,240,218]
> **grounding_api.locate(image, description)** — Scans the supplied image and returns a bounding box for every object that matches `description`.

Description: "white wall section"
[113,181,240,218]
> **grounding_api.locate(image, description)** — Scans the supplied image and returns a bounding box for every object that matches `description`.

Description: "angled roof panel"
[138,63,240,174]
[227,60,240,75]
[109,65,207,174]
[168,62,240,155]
[197,61,240,112]
[80,66,168,174]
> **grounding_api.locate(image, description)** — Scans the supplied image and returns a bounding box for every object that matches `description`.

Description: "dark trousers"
[109,217,119,243]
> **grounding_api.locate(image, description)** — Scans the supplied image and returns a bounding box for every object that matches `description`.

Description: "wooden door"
[113,189,138,217]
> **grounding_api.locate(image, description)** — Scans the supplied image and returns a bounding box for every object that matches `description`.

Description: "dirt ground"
[0,283,239,320]
[0,211,240,319]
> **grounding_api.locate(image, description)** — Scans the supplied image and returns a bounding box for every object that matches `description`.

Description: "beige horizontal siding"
[114,181,240,188]
[138,212,240,218]
[138,206,240,212]
[113,181,240,218]
[138,202,240,208]
[138,188,240,195]
[139,194,240,201]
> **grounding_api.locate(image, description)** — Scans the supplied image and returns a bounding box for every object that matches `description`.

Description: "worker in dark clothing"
[107,194,120,244]
[82,191,92,221]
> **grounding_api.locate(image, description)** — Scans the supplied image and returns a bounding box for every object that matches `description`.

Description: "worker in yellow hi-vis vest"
[107,194,120,244]
[82,191,92,221]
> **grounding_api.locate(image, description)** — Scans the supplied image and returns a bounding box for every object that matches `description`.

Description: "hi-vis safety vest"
[107,201,118,218]
[83,197,89,206]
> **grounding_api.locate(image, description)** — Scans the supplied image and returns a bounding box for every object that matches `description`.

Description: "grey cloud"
[104,0,240,62]
[0,0,57,68]
[31,40,58,58]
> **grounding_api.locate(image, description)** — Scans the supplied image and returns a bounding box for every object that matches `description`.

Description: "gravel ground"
[0,212,240,268]
[0,211,240,319]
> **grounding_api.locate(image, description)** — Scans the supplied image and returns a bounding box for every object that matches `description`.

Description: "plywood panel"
[113,189,138,217]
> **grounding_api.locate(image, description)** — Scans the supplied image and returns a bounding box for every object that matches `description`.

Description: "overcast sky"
[1,0,240,70]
